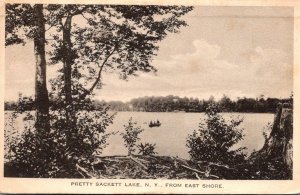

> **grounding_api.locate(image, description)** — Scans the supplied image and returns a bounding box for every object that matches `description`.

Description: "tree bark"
[33,4,49,133]
[62,15,73,115]
[61,13,80,154]
[249,103,293,178]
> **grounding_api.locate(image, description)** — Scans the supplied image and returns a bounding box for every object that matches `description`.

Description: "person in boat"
[149,120,161,127]
[156,120,161,125]
[149,121,153,126]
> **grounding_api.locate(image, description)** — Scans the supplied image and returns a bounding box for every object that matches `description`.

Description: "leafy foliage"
[137,142,157,156]
[5,95,115,178]
[4,3,193,178]
[186,103,246,166]
[5,4,35,46]
[45,5,193,100]
[121,118,144,155]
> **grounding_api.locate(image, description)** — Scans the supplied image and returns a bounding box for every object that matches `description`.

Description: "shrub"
[4,96,114,178]
[121,118,144,156]
[137,142,157,156]
[186,103,246,166]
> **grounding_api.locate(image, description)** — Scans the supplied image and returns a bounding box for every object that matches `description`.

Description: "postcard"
[0,0,299,194]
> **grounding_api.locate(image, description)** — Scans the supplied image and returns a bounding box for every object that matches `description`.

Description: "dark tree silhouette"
[6,4,50,133]
[43,5,193,150]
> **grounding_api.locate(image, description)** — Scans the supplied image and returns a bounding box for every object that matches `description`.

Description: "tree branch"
[79,45,117,100]
[45,25,54,32]
[181,164,219,179]
[80,13,90,23]
[76,163,93,178]
[197,160,233,170]
[129,156,148,170]
[71,6,89,16]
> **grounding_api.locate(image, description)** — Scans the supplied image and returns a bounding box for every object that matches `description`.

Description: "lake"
[101,112,274,159]
[4,111,274,159]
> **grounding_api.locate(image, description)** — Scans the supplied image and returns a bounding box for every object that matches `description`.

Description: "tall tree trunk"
[62,14,79,153]
[62,15,73,113]
[33,4,49,133]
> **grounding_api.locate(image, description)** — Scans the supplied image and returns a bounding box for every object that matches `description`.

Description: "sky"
[5,6,294,102]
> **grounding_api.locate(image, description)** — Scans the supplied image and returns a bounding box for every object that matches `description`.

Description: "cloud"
[248,46,291,77]
[98,39,292,101]
[5,39,292,102]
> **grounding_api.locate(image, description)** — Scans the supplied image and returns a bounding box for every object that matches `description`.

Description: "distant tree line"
[129,95,292,113]
[6,94,292,113]
[98,94,293,113]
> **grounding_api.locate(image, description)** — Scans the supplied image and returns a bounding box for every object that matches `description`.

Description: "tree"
[219,94,233,112]
[47,5,193,102]
[45,5,193,153]
[186,103,246,166]
[6,4,49,133]
[5,5,115,177]
[46,5,92,118]
[249,103,293,179]
[4,4,193,177]
[121,118,144,156]
[33,5,50,133]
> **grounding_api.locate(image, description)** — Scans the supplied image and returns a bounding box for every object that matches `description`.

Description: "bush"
[121,118,144,156]
[186,103,246,166]
[4,96,114,178]
[137,142,157,156]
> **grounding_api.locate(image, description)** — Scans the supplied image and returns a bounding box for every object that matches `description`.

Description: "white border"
[0,0,299,194]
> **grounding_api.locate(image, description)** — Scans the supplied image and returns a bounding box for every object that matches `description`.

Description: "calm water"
[4,111,274,159]
[101,112,274,159]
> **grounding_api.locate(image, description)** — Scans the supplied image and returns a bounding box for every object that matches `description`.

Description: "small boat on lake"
[149,120,161,128]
